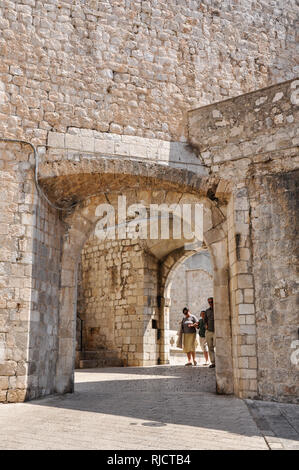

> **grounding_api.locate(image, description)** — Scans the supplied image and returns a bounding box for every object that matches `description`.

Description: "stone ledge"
[46,131,208,176]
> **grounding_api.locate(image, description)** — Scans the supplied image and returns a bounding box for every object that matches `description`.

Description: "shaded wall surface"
[249,170,299,403]
[0,142,63,402]
[77,235,159,366]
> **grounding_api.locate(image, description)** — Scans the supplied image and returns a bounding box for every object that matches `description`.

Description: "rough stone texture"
[0,141,63,403]
[0,2,298,406]
[45,130,207,174]
[188,77,299,403]
[77,236,159,367]
[0,1,297,145]
[27,197,63,401]
[188,78,299,178]
[249,171,299,403]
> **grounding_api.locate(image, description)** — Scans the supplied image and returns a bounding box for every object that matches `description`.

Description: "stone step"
[79,359,98,369]
[78,351,124,368]
[80,350,119,360]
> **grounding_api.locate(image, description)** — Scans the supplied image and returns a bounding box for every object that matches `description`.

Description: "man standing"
[204,297,215,368]
[197,311,209,366]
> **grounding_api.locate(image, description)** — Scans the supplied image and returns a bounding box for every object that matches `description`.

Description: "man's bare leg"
[191,351,197,365]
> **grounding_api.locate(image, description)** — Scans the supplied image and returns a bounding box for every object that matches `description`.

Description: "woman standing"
[181,307,198,366]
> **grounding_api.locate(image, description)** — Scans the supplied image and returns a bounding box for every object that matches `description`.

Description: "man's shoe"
[209,363,215,368]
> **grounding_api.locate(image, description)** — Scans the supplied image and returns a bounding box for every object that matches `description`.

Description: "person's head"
[183,307,190,316]
[208,297,213,307]
[200,310,205,319]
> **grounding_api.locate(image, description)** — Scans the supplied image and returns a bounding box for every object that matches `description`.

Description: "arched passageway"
[45,166,233,397]
[166,250,213,365]
[29,156,235,397]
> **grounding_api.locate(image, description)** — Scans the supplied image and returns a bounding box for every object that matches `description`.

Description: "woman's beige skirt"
[183,333,196,353]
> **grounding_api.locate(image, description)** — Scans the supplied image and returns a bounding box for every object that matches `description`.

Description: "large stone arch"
[48,159,233,395]
[38,155,230,208]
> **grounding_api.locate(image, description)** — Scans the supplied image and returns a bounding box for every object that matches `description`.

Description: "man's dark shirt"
[204,307,214,332]
[198,318,206,337]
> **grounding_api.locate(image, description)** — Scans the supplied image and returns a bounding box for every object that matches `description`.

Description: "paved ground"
[246,399,299,450]
[0,366,298,450]
[169,350,209,366]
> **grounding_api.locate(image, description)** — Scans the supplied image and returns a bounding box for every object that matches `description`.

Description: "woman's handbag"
[176,320,183,349]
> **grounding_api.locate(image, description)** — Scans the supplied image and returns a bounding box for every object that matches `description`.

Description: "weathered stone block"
[237,275,254,289]
[240,345,256,357]
[7,389,26,402]
[0,376,9,390]
[238,304,255,315]
[0,362,16,376]
[65,134,81,150]
[47,132,65,148]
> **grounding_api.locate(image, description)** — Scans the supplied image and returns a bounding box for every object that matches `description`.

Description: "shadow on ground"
[28,366,264,438]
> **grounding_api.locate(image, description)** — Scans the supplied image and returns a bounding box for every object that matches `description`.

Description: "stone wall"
[0,1,298,404]
[26,192,62,400]
[169,251,213,330]
[249,171,299,403]
[0,141,33,403]
[0,141,62,403]
[77,234,159,366]
[188,78,299,178]
[0,0,297,145]
[45,129,207,174]
[188,78,299,403]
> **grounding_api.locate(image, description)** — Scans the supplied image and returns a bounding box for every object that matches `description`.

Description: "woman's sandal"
[185,362,192,366]
[193,361,197,366]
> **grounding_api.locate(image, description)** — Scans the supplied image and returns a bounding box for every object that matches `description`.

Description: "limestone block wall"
[0,0,297,146]
[249,171,299,403]
[188,79,299,403]
[0,142,33,403]
[188,78,299,177]
[0,141,62,403]
[26,194,62,401]
[142,253,160,364]
[77,235,159,366]
[45,129,207,174]
[169,252,213,330]
[227,187,258,399]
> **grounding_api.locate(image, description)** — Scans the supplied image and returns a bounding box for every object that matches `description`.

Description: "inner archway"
[167,250,214,365]
[74,190,207,370]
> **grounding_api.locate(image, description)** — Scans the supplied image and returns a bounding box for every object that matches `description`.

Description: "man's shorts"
[199,336,208,352]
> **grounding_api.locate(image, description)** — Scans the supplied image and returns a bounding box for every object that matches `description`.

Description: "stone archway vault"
[41,158,235,396]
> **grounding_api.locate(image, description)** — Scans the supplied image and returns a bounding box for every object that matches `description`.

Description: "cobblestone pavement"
[0,366,298,450]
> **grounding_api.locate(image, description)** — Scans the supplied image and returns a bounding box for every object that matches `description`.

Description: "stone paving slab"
[0,366,285,450]
[246,399,299,450]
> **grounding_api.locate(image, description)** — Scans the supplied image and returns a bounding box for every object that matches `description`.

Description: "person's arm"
[188,316,199,328]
